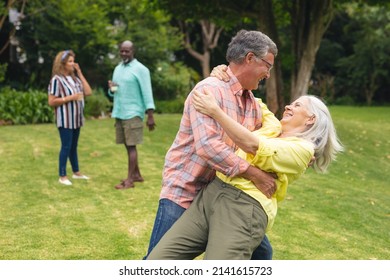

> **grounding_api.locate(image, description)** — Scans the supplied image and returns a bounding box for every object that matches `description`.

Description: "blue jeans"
[58,127,80,177]
[144,198,273,259]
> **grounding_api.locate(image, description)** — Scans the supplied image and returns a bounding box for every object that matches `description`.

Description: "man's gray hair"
[226,30,278,63]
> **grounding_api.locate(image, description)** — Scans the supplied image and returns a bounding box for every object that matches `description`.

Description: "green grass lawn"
[0,107,389,260]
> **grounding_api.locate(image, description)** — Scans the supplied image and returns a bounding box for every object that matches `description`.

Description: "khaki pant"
[115,117,143,146]
[148,177,268,260]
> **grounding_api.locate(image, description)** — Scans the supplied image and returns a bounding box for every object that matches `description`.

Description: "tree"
[156,0,244,78]
[248,0,334,113]
[107,0,182,71]
[288,0,334,102]
[0,0,27,55]
[5,0,184,93]
[10,0,113,88]
[0,0,27,82]
[336,3,390,105]
[157,0,336,114]
[179,19,223,77]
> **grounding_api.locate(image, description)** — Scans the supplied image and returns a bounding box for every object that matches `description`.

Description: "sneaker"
[72,174,90,180]
[59,178,72,186]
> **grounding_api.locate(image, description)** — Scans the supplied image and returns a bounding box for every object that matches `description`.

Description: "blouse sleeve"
[253,136,314,176]
[48,76,61,97]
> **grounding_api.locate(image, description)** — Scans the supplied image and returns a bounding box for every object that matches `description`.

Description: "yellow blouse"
[217,119,314,232]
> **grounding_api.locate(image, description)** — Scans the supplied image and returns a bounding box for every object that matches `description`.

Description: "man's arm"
[146,109,155,131]
[137,66,156,131]
[240,165,277,198]
[138,66,156,111]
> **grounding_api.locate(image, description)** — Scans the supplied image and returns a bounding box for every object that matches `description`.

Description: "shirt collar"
[121,58,137,67]
[227,66,250,97]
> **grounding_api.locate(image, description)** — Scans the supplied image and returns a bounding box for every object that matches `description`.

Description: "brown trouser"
[147,177,268,260]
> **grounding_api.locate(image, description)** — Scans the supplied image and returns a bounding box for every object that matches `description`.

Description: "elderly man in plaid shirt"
[145,30,280,260]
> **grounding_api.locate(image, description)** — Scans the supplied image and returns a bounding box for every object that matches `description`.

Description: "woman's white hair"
[298,95,344,173]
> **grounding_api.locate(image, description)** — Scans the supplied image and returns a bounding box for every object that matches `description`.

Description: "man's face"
[120,44,134,64]
[243,52,274,90]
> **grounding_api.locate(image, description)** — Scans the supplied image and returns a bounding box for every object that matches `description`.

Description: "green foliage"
[0,87,113,125]
[152,61,198,101]
[316,2,390,105]
[0,88,54,125]
[156,0,245,28]
[333,95,355,106]
[84,88,112,118]
[336,4,390,105]
[155,99,185,114]
[10,0,184,91]
[0,63,7,83]
[106,0,183,71]
[16,0,113,88]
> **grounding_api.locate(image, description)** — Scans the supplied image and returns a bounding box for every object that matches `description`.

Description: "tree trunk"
[0,0,27,55]
[366,72,379,106]
[290,0,334,102]
[256,0,285,116]
[180,20,223,78]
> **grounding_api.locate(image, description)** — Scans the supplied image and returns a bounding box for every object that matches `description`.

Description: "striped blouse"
[48,74,84,129]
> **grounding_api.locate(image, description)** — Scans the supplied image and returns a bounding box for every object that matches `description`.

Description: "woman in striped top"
[48,50,92,186]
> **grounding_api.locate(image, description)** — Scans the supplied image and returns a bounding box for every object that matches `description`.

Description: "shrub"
[0,88,54,125]
[84,88,112,118]
[151,61,199,101]
[155,98,185,114]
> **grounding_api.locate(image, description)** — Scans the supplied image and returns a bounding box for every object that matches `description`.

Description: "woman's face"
[64,56,75,75]
[280,96,315,132]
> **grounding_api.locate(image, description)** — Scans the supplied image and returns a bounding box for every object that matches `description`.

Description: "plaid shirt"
[160,67,264,209]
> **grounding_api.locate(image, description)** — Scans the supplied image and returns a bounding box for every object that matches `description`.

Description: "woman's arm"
[74,63,92,96]
[48,77,83,107]
[192,88,259,154]
[48,92,82,107]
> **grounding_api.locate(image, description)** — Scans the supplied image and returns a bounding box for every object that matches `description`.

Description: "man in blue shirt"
[108,40,156,189]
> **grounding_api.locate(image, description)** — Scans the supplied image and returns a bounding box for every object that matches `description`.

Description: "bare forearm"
[48,95,73,107]
[77,71,92,96]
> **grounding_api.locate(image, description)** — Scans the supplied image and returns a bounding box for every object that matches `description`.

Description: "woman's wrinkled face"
[280,97,315,130]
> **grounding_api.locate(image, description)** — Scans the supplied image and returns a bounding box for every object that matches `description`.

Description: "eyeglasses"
[259,58,273,72]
